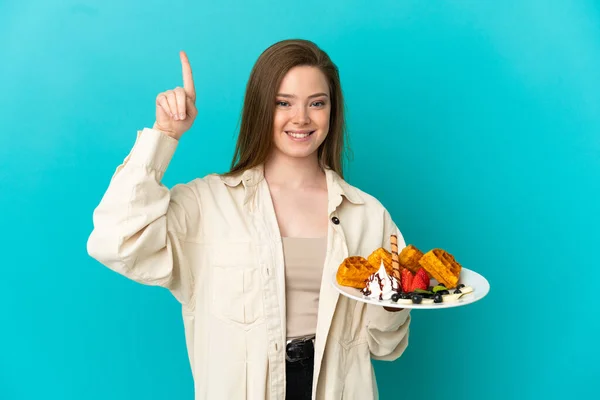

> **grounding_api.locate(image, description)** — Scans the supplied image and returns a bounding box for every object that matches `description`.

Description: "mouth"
[285,130,315,139]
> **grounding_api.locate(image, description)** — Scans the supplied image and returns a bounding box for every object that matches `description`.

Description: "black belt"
[285,336,315,363]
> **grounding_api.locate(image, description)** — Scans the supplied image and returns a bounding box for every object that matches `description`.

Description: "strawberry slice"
[401,269,413,293]
[415,267,430,288]
[410,274,429,292]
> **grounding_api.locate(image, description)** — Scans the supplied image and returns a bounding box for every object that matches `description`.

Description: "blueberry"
[400,292,411,299]
[411,294,423,304]
[391,293,400,302]
[439,290,450,296]
[433,293,443,303]
[454,289,462,294]
[457,284,465,289]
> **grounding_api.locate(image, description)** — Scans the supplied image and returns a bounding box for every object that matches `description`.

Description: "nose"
[292,105,311,125]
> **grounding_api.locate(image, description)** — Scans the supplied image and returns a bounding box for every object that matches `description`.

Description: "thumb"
[186,96,197,118]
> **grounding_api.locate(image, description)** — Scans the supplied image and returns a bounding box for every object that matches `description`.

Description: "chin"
[285,149,318,159]
[274,146,319,160]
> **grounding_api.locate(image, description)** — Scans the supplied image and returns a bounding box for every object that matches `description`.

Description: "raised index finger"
[180,50,196,102]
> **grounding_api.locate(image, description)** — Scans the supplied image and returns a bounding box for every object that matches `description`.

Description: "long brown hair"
[223,39,349,178]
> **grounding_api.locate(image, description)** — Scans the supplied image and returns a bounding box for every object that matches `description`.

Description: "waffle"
[399,244,426,275]
[367,247,394,275]
[418,248,462,288]
[336,256,376,288]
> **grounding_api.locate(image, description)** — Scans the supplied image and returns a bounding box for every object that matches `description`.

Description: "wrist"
[152,123,180,141]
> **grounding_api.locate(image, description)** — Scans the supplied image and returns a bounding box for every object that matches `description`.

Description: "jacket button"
[331,216,340,225]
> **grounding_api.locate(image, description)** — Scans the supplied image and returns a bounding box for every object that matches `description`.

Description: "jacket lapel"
[312,168,365,396]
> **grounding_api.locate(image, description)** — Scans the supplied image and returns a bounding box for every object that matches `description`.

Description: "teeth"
[287,131,312,138]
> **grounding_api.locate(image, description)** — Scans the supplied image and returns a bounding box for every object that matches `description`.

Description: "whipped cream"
[361,260,400,300]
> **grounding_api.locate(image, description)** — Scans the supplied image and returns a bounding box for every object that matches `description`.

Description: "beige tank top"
[282,237,327,340]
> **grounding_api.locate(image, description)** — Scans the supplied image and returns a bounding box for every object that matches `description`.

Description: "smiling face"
[271,65,331,161]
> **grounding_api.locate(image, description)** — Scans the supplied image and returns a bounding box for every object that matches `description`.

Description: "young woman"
[87,39,411,400]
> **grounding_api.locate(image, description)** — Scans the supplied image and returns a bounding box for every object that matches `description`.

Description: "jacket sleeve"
[365,209,411,361]
[86,128,199,305]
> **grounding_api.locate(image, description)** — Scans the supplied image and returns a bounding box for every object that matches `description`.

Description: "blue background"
[1,0,598,399]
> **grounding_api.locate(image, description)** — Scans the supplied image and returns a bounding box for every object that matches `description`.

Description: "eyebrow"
[276,92,329,99]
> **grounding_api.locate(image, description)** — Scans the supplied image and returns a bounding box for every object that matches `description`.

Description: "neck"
[264,151,325,188]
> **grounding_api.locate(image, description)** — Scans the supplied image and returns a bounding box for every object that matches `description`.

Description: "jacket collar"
[219,163,365,206]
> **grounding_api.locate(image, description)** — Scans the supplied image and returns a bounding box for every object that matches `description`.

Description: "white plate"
[331,267,490,309]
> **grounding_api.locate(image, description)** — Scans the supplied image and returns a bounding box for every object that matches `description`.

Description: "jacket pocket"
[209,241,264,326]
[211,265,263,325]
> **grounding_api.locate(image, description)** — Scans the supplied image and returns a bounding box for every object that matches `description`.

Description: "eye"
[311,101,326,107]
[276,100,289,107]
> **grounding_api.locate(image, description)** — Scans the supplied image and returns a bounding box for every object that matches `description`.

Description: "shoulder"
[337,178,402,250]
[352,185,386,208]
[331,171,390,216]
[178,171,244,191]
[348,183,393,221]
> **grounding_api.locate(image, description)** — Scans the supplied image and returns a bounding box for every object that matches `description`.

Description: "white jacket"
[87,128,411,399]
